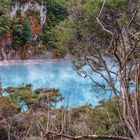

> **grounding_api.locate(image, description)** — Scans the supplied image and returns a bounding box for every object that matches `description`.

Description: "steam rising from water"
[0,61,100,107]
[0,60,119,107]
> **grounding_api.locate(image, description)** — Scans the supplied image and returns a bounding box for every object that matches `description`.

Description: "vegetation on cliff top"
[0,0,68,59]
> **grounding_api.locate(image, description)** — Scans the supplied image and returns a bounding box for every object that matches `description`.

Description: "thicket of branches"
[53,0,140,139]
[0,0,140,139]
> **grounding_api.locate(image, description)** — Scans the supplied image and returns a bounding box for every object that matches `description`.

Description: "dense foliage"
[50,0,139,62]
[0,0,11,15]
[41,0,68,50]
[0,15,10,34]
[0,0,11,34]
[22,18,34,44]
[0,85,130,139]
[0,0,69,59]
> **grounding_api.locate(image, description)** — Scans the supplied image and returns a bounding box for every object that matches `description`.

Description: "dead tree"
[77,0,140,139]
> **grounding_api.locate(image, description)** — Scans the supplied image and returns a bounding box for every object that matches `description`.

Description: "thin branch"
[128,7,139,27]
[45,130,131,140]
[96,0,114,36]
[121,44,137,70]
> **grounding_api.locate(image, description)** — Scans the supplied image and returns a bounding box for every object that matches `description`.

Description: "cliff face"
[11,1,47,39]
[11,1,47,26]
[0,1,47,60]
[0,33,14,60]
[0,0,69,60]
[0,33,13,48]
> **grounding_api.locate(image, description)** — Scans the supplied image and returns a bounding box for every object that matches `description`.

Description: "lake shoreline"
[0,53,76,66]
[0,58,75,66]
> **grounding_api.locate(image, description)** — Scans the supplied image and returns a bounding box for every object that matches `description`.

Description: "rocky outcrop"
[11,1,47,26]
[0,33,13,48]
[0,33,16,60]
[20,43,35,60]
[0,1,47,60]
[30,16,42,35]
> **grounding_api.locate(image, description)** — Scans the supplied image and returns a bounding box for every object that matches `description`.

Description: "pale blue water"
[0,60,118,109]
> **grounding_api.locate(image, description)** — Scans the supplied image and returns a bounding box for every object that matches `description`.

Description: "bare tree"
[76,0,140,139]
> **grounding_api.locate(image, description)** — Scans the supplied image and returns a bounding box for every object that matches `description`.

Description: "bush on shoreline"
[0,85,130,139]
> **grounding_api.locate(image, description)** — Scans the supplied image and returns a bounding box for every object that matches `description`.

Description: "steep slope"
[0,0,68,60]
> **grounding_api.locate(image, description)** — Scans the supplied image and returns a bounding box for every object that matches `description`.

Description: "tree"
[0,0,11,59]
[0,0,11,35]
[41,0,68,50]
[46,0,68,26]
[0,15,10,34]
[0,0,11,15]
[77,1,140,139]
[0,85,130,140]
[53,0,140,139]
[22,18,33,45]
[12,24,24,46]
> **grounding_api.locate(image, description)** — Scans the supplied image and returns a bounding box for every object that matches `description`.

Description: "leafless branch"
[96,0,114,36]
[44,130,131,140]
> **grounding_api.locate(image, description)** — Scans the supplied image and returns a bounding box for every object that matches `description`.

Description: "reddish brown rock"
[0,33,13,48]
[30,16,42,35]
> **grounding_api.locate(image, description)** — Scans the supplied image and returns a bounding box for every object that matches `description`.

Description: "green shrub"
[0,15,10,34]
